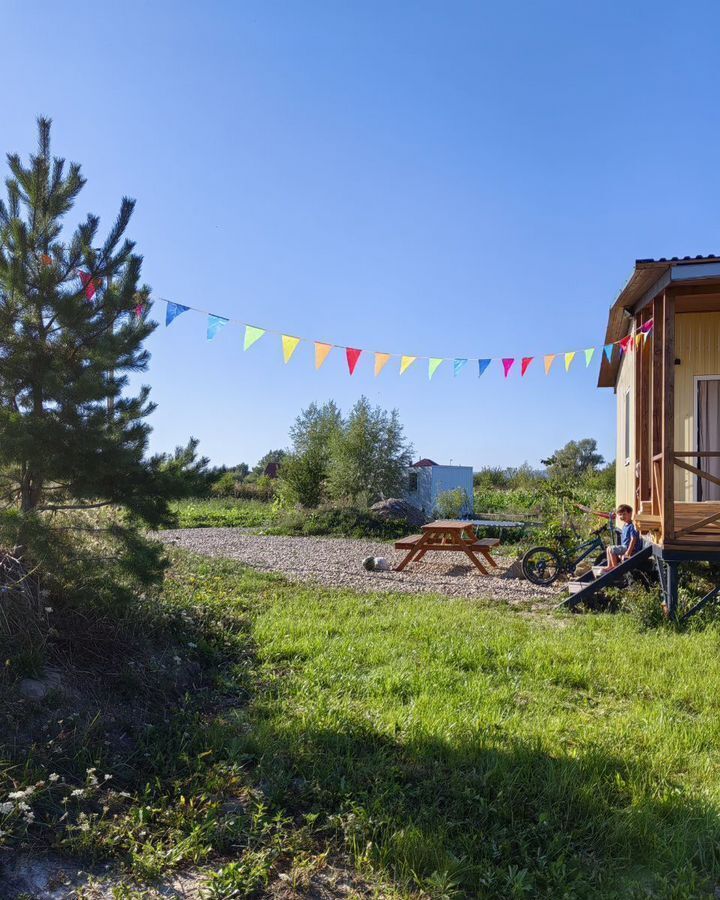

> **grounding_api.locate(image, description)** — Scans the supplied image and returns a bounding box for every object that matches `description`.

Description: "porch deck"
[637,501,720,550]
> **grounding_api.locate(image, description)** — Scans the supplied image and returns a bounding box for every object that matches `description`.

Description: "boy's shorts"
[609,544,630,558]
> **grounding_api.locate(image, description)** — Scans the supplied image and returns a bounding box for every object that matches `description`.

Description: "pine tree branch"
[38,500,116,512]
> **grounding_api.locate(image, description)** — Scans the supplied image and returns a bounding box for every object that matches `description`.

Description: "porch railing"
[650,452,720,541]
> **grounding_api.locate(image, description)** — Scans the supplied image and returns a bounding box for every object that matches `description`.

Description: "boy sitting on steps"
[606,504,640,570]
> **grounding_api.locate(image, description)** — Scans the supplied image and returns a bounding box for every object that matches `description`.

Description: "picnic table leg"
[478,549,499,568]
[451,530,489,575]
[395,532,431,572]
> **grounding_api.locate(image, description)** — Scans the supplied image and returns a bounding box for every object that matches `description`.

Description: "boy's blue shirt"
[621,521,639,549]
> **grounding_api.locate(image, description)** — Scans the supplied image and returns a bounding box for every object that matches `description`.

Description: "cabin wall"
[674,312,720,500]
[615,349,636,508]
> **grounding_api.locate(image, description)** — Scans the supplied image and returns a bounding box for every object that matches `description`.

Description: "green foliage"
[326,396,413,505]
[252,449,287,477]
[168,499,277,529]
[542,437,605,479]
[434,487,469,519]
[0,119,176,531]
[155,437,214,499]
[268,505,409,539]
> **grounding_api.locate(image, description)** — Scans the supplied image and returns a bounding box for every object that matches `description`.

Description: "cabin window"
[408,471,418,492]
[624,389,631,466]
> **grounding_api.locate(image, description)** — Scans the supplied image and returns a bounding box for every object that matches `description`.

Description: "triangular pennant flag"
[521,357,534,376]
[77,270,97,301]
[635,332,643,347]
[641,318,654,334]
[428,358,443,380]
[207,314,229,340]
[374,352,391,376]
[282,335,301,363]
[400,355,416,374]
[564,351,576,371]
[619,335,632,354]
[584,347,595,367]
[478,359,491,377]
[453,358,468,377]
[314,342,332,369]
[603,344,614,363]
[544,354,556,375]
[502,358,515,378]
[134,304,145,319]
[244,325,265,350]
[346,347,362,375]
[166,302,190,326]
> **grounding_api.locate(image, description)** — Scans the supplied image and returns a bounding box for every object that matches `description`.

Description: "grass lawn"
[4,551,720,898]
[168,497,279,529]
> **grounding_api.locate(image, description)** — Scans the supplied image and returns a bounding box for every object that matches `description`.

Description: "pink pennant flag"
[501,358,515,378]
[640,318,654,334]
[619,335,633,354]
[346,347,362,375]
[521,357,534,376]
[134,304,144,319]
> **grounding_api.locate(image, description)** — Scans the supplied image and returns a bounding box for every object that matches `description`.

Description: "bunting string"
[155,296,652,379]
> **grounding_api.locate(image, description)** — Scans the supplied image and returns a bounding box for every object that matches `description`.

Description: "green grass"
[5,552,720,897]
[168,497,279,528]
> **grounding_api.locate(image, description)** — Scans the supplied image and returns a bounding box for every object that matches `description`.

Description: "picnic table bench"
[394,519,501,575]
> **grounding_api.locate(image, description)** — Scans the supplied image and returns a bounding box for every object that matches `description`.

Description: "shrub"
[269,505,408,540]
[435,488,470,519]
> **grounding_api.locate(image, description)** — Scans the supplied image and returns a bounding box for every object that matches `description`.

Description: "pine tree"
[0,119,173,540]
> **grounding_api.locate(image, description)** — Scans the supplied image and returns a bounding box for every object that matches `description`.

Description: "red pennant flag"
[502,358,515,378]
[77,270,97,301]
[346,347,362,375]
[619,335,632,354]
[521,356,534,376]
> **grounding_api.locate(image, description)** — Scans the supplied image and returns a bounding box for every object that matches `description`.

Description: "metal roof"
[597,256,720,388]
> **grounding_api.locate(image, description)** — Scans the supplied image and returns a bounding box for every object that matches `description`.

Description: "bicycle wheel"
[522,547,562,586]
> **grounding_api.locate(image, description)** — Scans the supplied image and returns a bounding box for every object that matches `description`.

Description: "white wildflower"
[49,773,60,782]
[71,789,85,798]
[45,607,53,613]
[0,802,14,815]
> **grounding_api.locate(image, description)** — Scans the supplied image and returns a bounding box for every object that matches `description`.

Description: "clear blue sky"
[5,1,719,469]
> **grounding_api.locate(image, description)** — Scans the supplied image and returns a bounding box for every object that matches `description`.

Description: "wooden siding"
[674,312,720,500]
[615,349,636,507]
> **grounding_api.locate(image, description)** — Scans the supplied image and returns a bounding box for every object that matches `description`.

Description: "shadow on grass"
[237,715,720,899]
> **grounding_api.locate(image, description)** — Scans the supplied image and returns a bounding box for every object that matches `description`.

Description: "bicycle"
[521,519,613,586]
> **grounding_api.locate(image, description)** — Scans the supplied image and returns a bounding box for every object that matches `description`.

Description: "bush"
[435,488,470,519]
[269,505,409,540]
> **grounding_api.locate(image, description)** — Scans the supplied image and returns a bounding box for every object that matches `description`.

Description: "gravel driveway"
[159,528,559,607]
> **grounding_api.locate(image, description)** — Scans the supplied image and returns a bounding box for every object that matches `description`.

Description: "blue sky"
[5,1,720,469]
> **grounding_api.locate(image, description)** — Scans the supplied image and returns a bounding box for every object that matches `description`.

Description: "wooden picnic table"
[394,519,501,575]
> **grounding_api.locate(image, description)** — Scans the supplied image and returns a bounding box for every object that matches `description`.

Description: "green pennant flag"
[584,347,595,367]
[428,358,443,380]
[244,325,265,350]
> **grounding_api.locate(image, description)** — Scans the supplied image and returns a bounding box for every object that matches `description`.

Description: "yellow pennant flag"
[564,351,576,372]
[544,354,556,375]
[374,352,391,376]
[400,355,417,374]
[584,347,595,367]
[282,335,301,363]
[428,358,443,379]
[635,332,643,347]
[314,342,332,369]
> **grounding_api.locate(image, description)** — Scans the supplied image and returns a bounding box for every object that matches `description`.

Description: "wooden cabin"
[599,256,720,611]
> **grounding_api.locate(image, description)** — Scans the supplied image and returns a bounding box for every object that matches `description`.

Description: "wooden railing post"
[661,290,675,541]
[651,296,663,517]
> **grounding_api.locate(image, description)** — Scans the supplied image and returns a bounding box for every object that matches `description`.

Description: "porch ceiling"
[598,255,720,388]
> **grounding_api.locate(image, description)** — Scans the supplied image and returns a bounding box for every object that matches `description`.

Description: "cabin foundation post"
[664,561,679,620]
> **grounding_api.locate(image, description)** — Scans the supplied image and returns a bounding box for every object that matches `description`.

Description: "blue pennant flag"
[603,343,614,363]
[478,358,491,377]
[165,301,189,326]
[207,314,229,340]
[453,358,468,377]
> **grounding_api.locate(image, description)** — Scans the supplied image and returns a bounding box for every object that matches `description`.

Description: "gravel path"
[159,528,560,608]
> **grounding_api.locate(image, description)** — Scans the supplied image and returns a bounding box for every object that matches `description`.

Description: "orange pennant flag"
[314,342,332,369]
[544,354,556,375]
[374,352,391,376]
